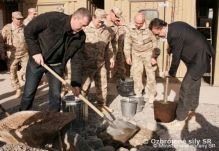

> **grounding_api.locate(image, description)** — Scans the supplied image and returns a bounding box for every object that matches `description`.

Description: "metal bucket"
[121,98,138,118]
[62,95,86,130]
[129,96,145,112]
[153,101,177,123]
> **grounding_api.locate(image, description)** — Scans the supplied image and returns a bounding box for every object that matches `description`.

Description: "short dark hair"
[72,7,92,22]
[149,18,167,30]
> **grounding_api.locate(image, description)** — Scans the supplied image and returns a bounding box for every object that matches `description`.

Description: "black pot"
[117,77,135,97]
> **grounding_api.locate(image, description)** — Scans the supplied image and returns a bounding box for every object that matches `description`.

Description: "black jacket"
[24,12,86,87]
[167,21,215,80]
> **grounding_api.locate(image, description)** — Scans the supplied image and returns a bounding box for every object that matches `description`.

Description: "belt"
[49,63,62,66]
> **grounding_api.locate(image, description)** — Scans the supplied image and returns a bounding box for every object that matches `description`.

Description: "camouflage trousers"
[113,51,126,80]
[81,65,107,106]
[9,55,28,89]
[131,54,157,99]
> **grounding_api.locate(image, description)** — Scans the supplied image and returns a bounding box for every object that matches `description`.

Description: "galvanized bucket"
[121,98,138,118]
[129,96,145,112]
[62,95,86,130]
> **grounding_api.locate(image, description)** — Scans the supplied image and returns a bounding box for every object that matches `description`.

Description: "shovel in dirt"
[153,53,177,123]
[42,64,139,143]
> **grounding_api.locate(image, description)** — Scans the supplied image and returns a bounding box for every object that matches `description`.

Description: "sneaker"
[15,89,21,98]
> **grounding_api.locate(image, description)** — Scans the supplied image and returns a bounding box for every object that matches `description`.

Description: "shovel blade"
[106,119,139,143]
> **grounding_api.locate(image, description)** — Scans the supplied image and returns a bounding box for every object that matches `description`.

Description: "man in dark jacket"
[20,8,92,112]
[149,18,215,126]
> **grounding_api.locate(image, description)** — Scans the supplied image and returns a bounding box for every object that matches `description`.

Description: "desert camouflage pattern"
[1,23,28,89]
[124,22,157,101]
[81,22,114,106]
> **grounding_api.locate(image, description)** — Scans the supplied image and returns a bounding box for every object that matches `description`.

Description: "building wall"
[22,0,87,15]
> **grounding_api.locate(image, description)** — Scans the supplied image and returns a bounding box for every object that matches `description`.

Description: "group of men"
[0,6,215,126]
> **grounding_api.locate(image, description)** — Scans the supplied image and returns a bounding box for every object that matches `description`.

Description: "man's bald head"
[27,8,37,19]
[134,12,145,29]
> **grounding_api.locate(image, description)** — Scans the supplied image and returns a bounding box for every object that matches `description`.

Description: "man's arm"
[124,27,132,65]
[24,14,48,57]
[168,37,184,77]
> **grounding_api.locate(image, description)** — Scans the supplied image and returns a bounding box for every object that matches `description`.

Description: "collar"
[165,25,168,39]
[130,22,146,30]
[11,22,23,30]
[64,15,80,36]
[64,15,73,33]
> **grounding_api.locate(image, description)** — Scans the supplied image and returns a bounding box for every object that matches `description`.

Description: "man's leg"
[176,73,201,121]
[81,70,93,97]
[94,66,107,107]
[9,58,20,90]
[46,64,64,112]
[20,61,44,110]
[19,54,29,81]
[144,59,157,104]
[132,55,144,96]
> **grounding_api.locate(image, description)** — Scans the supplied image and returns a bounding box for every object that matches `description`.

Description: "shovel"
[153,53,177,123]
[42,64,139,142]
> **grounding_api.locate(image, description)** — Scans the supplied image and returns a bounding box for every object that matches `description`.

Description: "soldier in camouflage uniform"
[1,11,28,98]
[82,9,115,110]
[105,7,127,81]
[124,12,159,103]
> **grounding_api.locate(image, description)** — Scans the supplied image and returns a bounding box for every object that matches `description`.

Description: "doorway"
[87,0,104,14]
[196,0,218,85]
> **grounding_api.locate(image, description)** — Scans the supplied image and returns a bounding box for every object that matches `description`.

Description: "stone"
[129,128,154,147]
[117,147,129,151]
[97,145,115,151]
[86,136,104,150]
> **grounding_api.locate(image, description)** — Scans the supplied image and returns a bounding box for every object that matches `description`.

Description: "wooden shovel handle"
[164,53,170,103]
[42,64,105,118]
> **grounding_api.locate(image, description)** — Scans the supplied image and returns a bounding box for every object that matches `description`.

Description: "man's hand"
[32,54,44,65]
[110,58,115,69]
[126,57,132,65]
[151,58,157,65]
[71,86,81,96]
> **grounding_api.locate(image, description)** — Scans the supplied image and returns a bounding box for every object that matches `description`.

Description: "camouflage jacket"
[1,23,28,58]
[124,22,157,59]
[83,22,114,68]
[105,20,127,55]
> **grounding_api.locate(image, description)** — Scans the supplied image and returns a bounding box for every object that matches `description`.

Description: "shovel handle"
[42,64,105,118]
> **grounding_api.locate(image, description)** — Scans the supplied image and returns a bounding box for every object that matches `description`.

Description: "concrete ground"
[0,71,219,150]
